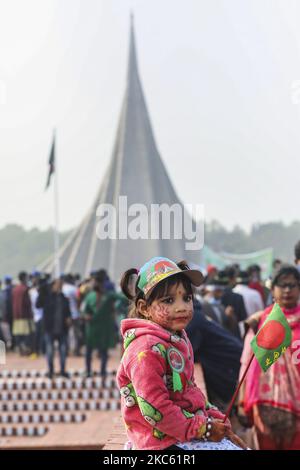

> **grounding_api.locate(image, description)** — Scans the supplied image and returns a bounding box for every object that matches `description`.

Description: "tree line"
[0,220,299,278]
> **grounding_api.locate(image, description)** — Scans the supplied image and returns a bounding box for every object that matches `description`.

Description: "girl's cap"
[137,256,204,297]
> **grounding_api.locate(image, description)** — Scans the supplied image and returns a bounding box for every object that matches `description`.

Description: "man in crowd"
[62,274,82,356]
[201,277,238,336]
[37,278,71,378]
[219,267,248,339]
[12,271,34,355]
[3,275,13,348]
[233,271,264,317]
[29,271,44,356]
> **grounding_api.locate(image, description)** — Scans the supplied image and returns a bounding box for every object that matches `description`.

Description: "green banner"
[202,246,273,279]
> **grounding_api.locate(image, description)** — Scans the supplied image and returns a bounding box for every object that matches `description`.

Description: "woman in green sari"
[83,277,125,377]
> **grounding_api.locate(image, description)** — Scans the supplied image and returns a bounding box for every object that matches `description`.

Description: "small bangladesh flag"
[251,303,292,372]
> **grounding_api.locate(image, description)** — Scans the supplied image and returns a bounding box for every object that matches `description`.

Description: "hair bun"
[120,268,139,300]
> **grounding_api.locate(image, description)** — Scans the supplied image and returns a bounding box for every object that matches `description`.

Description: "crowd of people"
[0,269,128,378]
[116,243,300,451]
[1,240,300,449]
[187,241,300,450]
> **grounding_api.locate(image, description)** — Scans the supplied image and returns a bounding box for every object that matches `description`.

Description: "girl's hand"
[84,314,92,322]
[223,417,231,429]
[208,419,230,442]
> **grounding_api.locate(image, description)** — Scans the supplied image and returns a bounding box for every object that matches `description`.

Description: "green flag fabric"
[250,303,292,372]
[202,246,273,279]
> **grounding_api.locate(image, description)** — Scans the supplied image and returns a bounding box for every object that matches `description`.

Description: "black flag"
[45,134,55,190]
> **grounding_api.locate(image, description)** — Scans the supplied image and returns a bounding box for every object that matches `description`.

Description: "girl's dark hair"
[271,265,300,289]
[120,261,193,319]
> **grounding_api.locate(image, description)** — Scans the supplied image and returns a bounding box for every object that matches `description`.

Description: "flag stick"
[53,129,60,278]
[222,353,255,423]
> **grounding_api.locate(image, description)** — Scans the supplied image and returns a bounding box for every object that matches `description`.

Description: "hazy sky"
[1,0,300,233]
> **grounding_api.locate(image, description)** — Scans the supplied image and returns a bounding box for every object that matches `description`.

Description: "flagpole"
[53,128,60,278]
[222,353,255,423]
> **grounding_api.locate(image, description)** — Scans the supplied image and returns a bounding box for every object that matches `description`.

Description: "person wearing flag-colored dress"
[83,275,124,377]
[241,265,300,450]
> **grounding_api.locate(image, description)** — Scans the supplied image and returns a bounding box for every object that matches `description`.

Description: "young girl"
[117,256,247,450]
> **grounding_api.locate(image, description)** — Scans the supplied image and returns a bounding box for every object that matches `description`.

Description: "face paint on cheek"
[186,308,193,319]
[150,303,173,327]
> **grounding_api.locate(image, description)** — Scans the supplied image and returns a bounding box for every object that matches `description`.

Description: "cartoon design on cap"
[137,256,203,297]
[123,329,136,349]
[153,259,175,275]
[145,260,178,294]
[120,383,137,408]
[138,257,181,296]
[144,259,175,283]
[137,397,163,426]
[151,343,167,359]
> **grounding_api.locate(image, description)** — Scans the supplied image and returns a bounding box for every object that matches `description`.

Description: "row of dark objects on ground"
[0,413,87,425]
[0,369,117,378]
[0,369,121,438]
[0,426,49,437]
[0,400,121,412]
[0,377,117,390]
[0,389,120,401]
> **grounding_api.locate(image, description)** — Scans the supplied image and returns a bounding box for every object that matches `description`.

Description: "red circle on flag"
[256,320,286,350]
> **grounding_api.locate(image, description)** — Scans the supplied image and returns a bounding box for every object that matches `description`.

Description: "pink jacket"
[117,318,226,450]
